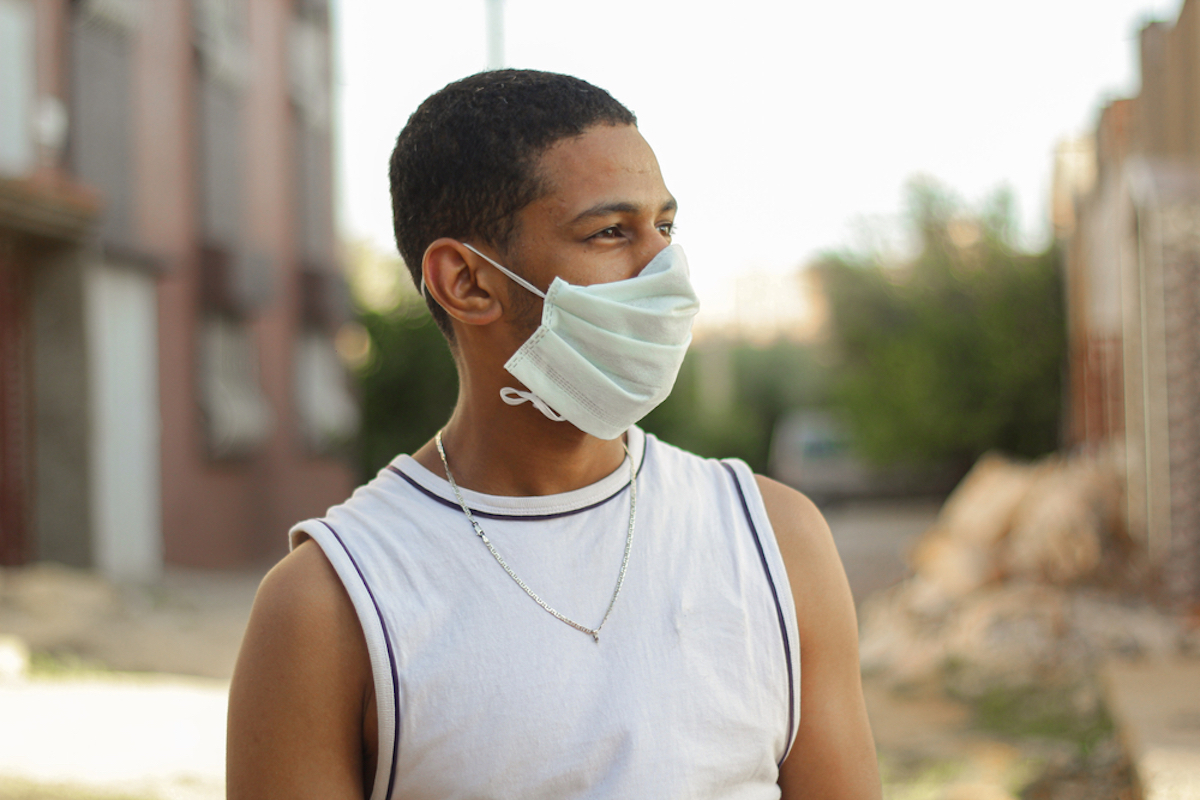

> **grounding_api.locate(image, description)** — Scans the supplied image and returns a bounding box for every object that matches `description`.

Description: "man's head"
[389,69,637,339]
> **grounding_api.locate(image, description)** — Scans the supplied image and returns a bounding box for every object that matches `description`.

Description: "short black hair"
[389,69,637,339]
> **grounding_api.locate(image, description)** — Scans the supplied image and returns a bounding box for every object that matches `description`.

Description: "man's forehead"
[532,125,673,218]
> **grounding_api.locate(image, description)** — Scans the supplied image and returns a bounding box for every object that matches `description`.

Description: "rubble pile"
[859,452,1197,695]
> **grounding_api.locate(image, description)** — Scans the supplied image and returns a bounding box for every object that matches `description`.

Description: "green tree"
[816,180,1064,469]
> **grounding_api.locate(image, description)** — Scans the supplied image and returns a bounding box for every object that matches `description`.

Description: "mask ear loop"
[459,243,565,425]
[423,241,543,301]
[461,242,547,299]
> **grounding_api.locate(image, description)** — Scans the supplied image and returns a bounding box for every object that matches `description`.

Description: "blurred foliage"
[968,682,1114,754]
[355,302,458,480]
[29,649,112,676]
[641,338,828,473]
[815,179,1065,469]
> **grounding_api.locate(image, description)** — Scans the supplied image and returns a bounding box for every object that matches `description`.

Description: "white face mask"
[461,242,700,440]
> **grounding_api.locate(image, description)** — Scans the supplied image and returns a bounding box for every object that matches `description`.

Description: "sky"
[334,0,1184,331]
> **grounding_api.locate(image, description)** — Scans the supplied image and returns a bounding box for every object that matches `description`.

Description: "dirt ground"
[0,565,258,800]
[823,497,943,604]
[0,564,261,681]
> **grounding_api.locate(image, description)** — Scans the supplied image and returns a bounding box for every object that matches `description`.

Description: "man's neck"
[410,373,628,497]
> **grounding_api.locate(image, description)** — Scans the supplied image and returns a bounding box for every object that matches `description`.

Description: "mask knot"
[500,387,567,422]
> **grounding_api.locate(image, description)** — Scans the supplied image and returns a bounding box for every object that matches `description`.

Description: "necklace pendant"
[591,631,600,643]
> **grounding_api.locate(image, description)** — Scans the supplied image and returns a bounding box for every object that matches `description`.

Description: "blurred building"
[0,0,356,580]
[1059,0,1200,605]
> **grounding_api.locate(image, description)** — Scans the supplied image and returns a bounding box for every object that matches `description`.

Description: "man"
[227,69,880,799]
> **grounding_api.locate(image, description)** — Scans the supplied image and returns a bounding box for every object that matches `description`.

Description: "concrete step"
[1102,658,1200,800]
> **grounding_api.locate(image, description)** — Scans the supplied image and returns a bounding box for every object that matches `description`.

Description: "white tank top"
[291,427,800,800]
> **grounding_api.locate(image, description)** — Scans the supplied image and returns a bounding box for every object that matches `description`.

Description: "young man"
[227,70,880,799]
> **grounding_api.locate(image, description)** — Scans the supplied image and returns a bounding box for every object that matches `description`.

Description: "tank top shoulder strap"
[719,457,802,762]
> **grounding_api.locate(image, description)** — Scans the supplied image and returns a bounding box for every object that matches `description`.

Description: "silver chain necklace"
[434,430,637,643]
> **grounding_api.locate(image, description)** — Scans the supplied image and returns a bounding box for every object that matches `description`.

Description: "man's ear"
[421,238,505,328]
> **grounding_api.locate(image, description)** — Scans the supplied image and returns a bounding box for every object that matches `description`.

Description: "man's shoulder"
[288,459,427,550]
[752,475,826,541]
[640,430,737,478]
[640,433,818,532]
[227,540,376,798]
[751,474,841,595]
[752,479,881,796]
[250,539,365,646]
[234,539,373,723]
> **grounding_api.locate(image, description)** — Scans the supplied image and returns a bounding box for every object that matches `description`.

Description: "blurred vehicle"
[768,409,959,506]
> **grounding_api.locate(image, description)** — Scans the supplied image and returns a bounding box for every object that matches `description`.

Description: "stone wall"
[1160,203,1200,604]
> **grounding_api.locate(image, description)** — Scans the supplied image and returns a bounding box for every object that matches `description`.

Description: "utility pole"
[486,0,505,70]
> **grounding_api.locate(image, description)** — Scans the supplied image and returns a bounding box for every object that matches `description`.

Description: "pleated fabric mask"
[461,242,700,440]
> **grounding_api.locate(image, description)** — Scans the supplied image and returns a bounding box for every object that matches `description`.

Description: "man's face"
[500,124,677,307]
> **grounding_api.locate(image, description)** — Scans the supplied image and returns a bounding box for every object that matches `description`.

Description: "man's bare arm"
[227,539,376,800]
[756,476,882,800]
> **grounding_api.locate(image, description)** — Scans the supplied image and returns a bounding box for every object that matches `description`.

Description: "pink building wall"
[1,0,355,572]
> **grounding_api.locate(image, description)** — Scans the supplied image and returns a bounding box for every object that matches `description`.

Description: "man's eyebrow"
[569,197,678,225]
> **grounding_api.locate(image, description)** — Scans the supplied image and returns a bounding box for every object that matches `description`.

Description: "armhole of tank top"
[719,459,802,766]
[289,519,400,800]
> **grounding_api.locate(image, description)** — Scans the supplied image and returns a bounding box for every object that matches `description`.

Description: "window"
[0,0,35,176]
[198,316,273,459]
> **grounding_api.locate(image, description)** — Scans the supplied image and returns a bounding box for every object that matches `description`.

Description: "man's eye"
[658,222,676,237]
[592,226,622,239]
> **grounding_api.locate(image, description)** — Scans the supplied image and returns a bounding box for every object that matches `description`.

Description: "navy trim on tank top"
[385,441,649,521]
[321,520,401,800]
[721,462,797,767]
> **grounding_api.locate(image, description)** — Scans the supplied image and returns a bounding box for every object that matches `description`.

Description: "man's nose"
[632,231,670,275]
